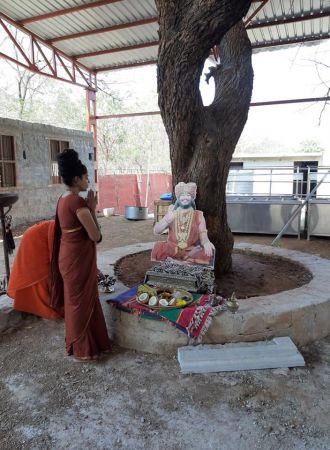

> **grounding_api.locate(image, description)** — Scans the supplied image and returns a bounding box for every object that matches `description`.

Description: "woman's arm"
[76,208,101,242]
[77,189,102,242]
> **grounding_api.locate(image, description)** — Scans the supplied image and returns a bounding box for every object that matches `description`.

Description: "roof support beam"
[92,96,330,120]
[95,111,160,120]
[250,97,330,106]
[252,34,330,49]
[95,59,157,72]
[0,18,32,66]
[0,12,95,89]
[48,17,158,44]
[20,0,124,25]
[74,41,159,59]
[0,49,96,90]
[244,0,270,27]
[247,10,330,29]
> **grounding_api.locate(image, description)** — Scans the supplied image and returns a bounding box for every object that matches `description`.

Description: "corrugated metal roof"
[247,0,330,49]
[56,23,159,56]
[81,45,158,69]
[0,0,329,73]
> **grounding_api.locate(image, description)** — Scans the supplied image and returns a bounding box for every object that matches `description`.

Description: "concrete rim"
[98,242,330,354]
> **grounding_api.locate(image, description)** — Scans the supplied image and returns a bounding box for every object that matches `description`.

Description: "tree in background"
[0,57,170,173]
[155,0,253,275]
[0,57,86,128]
[298,140,325,154]
[97,115,170,175]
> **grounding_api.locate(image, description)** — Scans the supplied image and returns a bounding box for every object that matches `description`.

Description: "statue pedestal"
[145,261,215,293]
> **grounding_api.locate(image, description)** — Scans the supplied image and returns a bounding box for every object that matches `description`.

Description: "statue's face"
[178,193,193,208]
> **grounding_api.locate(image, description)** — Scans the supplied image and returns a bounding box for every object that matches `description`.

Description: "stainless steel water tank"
[125,206,148,220]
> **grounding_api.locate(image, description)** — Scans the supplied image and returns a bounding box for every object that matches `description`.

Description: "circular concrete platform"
[98,242,330,354]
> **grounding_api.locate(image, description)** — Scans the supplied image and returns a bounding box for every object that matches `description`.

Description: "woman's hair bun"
[57,148,79,167]
[57,148,87,186]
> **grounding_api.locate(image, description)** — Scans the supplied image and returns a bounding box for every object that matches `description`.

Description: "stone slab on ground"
[177,337,305,373]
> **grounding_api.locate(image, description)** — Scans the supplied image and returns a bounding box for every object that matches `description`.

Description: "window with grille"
[0,135,16,188]
[50,140,69,184]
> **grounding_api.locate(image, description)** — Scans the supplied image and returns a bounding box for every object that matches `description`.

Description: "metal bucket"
[125,206,148,220]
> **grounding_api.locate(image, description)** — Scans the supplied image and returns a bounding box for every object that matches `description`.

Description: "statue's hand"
[203,241,215,257]
[164,207,176,225]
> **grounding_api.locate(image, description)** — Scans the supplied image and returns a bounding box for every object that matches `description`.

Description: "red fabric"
[7,220,62,320]
[109,288,225,340]
[55,195,111,358]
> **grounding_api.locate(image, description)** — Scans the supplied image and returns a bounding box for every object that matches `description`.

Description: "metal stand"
[271,169,330,246]
[0,205,12,282]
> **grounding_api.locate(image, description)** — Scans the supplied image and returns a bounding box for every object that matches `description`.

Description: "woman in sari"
[50,149,111,362]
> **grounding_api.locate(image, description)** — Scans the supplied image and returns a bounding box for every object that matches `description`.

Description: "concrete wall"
[0,117,94,226]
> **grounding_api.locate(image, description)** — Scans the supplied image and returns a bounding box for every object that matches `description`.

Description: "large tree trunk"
[156,0,253,276]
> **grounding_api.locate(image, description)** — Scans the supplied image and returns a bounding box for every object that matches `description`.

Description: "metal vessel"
[125,206,148,220]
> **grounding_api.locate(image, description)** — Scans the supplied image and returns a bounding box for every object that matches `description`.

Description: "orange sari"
[7,220,62,319]
[51,194,111,359]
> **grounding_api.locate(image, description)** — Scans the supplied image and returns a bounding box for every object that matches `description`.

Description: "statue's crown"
[175,182,197,199]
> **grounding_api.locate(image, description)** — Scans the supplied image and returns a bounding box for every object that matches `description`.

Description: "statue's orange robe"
[7,220,62,319]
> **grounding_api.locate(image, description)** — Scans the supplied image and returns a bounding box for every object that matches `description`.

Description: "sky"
[99,40,330,158]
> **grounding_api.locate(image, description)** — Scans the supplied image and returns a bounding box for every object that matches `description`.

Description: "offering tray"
[137,286,194,311]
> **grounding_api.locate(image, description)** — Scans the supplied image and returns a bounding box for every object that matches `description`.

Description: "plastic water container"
[103,207,115,217]
[160,192,172,201]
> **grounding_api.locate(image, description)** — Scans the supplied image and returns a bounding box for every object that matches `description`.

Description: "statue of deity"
[151,182,215,265]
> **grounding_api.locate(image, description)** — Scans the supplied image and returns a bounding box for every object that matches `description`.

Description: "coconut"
[159,298,169,307]
[138,293,149,304]
[148,296,158,306]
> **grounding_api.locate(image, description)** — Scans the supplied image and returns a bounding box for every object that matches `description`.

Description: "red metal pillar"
[86,79,98,198]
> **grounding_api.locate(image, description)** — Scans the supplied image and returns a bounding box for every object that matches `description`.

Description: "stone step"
[177,337,305,373]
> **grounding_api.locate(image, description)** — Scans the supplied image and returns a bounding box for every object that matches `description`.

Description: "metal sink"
[0,192,18,208]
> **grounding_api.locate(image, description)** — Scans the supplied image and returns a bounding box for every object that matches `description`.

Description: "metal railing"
[226,165,330,199]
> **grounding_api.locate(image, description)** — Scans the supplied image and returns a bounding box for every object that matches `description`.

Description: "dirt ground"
[1,216,330,450]
[114,249,312,298]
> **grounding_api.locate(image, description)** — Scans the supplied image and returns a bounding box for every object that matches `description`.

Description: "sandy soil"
[0,321,329,450]
[114,249,312,298]
[1,216,329,450]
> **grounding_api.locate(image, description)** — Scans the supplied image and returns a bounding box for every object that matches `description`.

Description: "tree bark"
[155,0,253,276]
